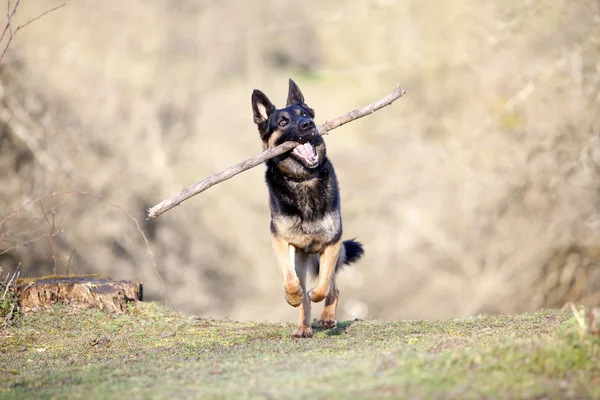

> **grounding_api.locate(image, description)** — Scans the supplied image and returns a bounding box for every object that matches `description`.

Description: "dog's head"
[251,79,326,171]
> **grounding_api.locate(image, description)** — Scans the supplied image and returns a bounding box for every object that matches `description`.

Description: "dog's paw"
[308,288,327,303]
[318,318,337,330]
[291,325,313,338]
[284,286,304,307]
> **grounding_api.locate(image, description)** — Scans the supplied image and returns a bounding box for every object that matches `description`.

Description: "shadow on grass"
[312,319,359,336]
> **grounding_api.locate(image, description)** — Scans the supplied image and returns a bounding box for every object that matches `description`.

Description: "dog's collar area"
[282,175,316,183]
[269,166,317,183]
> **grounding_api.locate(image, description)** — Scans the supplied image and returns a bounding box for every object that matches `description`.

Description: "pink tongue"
[295,142,318,164]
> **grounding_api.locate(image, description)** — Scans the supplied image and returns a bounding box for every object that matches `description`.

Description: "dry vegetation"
[1,0,600,322]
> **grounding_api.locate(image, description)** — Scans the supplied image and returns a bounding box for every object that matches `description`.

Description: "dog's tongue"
[293,142,319,167]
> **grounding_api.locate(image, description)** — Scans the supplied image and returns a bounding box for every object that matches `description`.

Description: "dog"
[251,79,364,338]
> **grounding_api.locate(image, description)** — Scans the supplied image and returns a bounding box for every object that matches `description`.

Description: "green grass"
[0,303,598,399]
[0,280,18,325]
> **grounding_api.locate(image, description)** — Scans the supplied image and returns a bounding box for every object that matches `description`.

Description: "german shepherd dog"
[251,79,364,338]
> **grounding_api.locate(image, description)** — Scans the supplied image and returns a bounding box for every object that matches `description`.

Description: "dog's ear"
[252,90,275,138]
[286,79,305,106]
[252,90,275,126]
[286,79,315,118]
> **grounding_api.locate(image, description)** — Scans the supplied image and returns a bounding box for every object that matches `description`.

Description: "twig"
[0,2,65,63]
[567,302,586,331]
[0,191,165,303]
[3,303,15,324]
[66,247,74,275]
[0,228,63,255]
[77,191,165,304]
[2,268,19,300]
[148,83,407,219]
[15,3,65,31]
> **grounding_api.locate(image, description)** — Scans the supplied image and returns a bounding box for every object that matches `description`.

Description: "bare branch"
[0,2,65,63]
[0,0,18,45]
[0,190,164,302]
[18,3,65,31]
[148,84,407,219]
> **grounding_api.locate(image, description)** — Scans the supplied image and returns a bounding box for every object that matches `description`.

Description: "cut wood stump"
[14,276,142,313]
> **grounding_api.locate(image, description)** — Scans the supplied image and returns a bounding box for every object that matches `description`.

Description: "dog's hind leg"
[309,238,341,303]
[292,251,312,338]
[319,272,339,329]
[319,243,348,329]
[272,234,304,307]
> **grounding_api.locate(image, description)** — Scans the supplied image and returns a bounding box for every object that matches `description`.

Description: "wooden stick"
[148,84,407,219]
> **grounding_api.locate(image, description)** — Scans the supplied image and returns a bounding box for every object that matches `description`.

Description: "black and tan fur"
[251,79,364,338]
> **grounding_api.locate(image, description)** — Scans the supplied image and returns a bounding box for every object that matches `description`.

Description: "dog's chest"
[267,162,342,252]
[271,210,341,253]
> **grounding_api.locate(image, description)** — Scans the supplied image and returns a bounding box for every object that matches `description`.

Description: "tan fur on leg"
[319,273,339,329]
[309,239,341,303]
[272,234,303,307]
[292,251,312,338]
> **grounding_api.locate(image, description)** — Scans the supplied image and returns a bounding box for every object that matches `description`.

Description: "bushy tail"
[309,239,364,277]
[342,238,364,266]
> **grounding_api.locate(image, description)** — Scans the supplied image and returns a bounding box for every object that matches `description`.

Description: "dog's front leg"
[292,251,312,338]
[309,238,341,303]
[272,234,304,307]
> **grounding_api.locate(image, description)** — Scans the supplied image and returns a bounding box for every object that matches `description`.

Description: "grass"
[0,269,19,325]
[0,303,598,399]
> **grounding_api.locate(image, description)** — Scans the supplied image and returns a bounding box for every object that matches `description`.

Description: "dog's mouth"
[291,141,319,168]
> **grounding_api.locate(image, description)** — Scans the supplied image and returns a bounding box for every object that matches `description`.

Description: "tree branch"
[148,83,407,219]
[0,2,65,63]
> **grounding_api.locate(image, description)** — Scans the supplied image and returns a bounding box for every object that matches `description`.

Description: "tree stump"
[15,276,142,312]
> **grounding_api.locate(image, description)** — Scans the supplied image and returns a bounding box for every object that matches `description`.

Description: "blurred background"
[1,0,600,322]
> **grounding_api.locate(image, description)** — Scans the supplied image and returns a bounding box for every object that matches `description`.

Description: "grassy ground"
[0,303,598,399]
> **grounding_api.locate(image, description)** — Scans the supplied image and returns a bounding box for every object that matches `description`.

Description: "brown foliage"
[1,0,600,321]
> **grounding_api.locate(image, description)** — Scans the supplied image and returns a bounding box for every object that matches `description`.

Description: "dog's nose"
[300,120,314,131]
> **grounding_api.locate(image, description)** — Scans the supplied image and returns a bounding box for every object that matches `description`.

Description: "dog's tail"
[341,238,364,266]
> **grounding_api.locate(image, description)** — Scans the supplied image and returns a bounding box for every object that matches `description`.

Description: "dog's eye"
[301,112,308,117]
[279,119,288,127]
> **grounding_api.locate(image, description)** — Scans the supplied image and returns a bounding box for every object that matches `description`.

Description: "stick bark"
[148,84,406,219]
